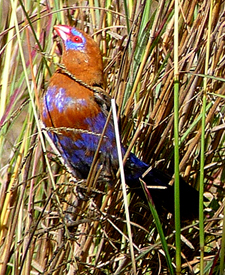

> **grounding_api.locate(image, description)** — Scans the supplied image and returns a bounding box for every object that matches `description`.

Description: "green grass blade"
[141,179,175,275]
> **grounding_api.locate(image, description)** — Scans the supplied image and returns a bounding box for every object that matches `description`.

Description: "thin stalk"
[215,102,225,272]
[0,12,14,120]
[174,0,181,273]
[140,179,174,274]
[111,99,137,274]
[123,0,131,34]
[220,207,225,274]
[199,77,206,274]
[199,1,213,273]
[0,5,15,161]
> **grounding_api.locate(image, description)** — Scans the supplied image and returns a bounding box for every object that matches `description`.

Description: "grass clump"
[0,1,225,274]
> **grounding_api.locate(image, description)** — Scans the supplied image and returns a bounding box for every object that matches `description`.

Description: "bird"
[41,25,199,221]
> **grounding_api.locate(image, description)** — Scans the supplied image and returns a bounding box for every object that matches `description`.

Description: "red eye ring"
[71,35,83,43]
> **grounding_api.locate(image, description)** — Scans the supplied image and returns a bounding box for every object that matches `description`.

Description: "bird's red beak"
[54,25,72,41]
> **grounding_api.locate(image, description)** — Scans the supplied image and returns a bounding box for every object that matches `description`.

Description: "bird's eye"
[71,35,83,43]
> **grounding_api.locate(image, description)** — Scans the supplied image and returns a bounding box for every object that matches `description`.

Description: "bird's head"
[54,25,86,52]
[53,25,103,85]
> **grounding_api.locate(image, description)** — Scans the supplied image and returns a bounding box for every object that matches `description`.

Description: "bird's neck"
[61,49,104,86]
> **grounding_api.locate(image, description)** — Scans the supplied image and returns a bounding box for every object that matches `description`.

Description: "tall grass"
[0,0,225,274]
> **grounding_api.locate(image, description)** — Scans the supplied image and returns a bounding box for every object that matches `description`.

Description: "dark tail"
[126,167,199,221]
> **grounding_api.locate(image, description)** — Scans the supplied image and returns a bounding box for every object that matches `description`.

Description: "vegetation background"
[0,0,225,274]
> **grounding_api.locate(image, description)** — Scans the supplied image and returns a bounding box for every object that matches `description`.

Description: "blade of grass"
[199,1,214,274]
[111,98,137,274]
[0,7,15,161]
[140,178,174,274]
[174,0,181,273]
[122,0,131,34]
[220,207,225,274]
[0,15,14,121]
